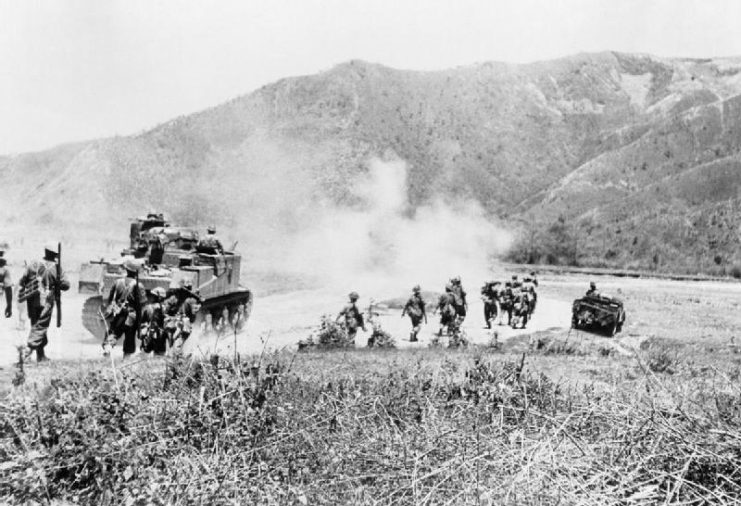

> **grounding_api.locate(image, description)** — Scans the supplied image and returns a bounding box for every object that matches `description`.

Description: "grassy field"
[2,275,740,505]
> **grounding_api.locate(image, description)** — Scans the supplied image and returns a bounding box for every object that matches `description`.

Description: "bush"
[298,315,355,350]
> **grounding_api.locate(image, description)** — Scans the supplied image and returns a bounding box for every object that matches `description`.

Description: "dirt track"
[2,271,740,367]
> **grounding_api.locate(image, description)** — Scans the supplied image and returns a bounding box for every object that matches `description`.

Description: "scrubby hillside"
[1,51,740,274]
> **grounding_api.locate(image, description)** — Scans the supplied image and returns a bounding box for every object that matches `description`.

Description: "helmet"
[511,274,518,280]
[180,279,194,290]
[207,226,216,234]
[590,281,596,289]
[123,258,141,274]
[348,291,359,301]
[412,285,421,293]
[453,276,461,283]
[505,281,512,288]
[530,271,536,276]
[152,287,166,300]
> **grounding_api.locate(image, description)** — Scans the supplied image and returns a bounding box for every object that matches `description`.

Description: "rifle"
[134,269,141,342]
[55,242,62,327]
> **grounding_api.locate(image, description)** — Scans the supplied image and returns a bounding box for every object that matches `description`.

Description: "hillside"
[1,51,740,275]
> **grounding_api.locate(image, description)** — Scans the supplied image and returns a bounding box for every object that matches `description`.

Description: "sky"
[1,0,741,154]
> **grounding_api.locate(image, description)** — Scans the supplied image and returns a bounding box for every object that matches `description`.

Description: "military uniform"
[164,287,200,352]
[141,288,166,354]
[196,228,224,255]
[18,256,70,361]
[105,273,146,356]
[337,297,365,341]
[436,291,457,336]
[449,279,467,321]
[0,255,12,318]
[481,281,501,328]
[402,288,426,341]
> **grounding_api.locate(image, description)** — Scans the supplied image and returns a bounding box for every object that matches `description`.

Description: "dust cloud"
[233,157,513,298]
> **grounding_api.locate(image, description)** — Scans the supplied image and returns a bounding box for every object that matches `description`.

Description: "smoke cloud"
[233,156,513,297]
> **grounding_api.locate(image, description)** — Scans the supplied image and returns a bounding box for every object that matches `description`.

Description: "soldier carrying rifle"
[103,259,146,358]
[18,243,69,362]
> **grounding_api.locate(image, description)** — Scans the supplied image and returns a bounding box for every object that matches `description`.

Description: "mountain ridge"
[1,51,740,275]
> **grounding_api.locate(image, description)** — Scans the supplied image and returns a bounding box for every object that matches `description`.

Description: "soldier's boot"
[36,348,49,362]
[410,330,419,342]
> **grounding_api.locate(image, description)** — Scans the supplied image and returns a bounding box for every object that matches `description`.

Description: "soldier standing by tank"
[401,285,427,342]
[336,291,366,342]
[164,279,201,353]
[196,226,225,255]
[18,244,69,362]
[103,260,145,358]
[140,287,167,355]
[0,252,12,319]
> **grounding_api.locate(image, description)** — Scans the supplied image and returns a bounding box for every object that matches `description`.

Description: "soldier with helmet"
[336,292,366,341]
[164,278,201,352]
[141,286,167,355]
[336,291,366,342]
[449,276,468,323]
[0,251,12,319]
[434,285,458,336]
[103,259,146,358]
[586,281,599,297]
[196,226,224,255]
[18,244,70,362]
[401,285,427,342]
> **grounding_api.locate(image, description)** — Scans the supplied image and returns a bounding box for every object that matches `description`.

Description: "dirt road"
[3,271,739,367]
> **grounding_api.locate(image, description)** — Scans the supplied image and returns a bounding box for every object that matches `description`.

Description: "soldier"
[141,286,167,355]
[511,274,521,289]
[433,285,458,337]
[530,271,539,287]
[449,276,468,323]
[401,285,427,342]
[336,291,366,342]
[586,281,599,297]
[103,260,146,358]
[196,226,224,255]
[481,280,501,329]
[18,244,70,362]
[521,277,537,313]
[164,279,201,353]
[500,281,514,326]
[0,252,12,318]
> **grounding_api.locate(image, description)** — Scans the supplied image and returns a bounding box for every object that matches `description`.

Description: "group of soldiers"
[336,272,539,344]
[101,259,202,358]
[481,273,538,329]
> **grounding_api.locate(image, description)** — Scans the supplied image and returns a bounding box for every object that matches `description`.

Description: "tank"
[79,213,253,338]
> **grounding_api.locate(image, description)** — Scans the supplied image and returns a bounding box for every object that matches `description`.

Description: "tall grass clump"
[1,350,740,504]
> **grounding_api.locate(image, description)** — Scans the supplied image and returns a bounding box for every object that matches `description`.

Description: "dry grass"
[1,345,740,505]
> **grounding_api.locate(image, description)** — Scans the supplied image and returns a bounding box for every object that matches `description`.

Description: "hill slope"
[1,51,740,274]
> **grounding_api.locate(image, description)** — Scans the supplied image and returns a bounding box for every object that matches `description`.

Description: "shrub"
[298,315,354,350]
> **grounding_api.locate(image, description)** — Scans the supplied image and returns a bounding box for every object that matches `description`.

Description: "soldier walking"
[164,279,201,353]
[141,286,167,355]
[336,291,366,342]
[103,260,146,358]
[449,276,468,323]
[18,244,69,362]
[481,280,501,329]
[401,285,427,342]
[0,251,12,319]
[433,286,458,337]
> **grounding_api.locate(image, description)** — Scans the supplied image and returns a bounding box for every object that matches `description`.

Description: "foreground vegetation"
[1,339,740,505]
